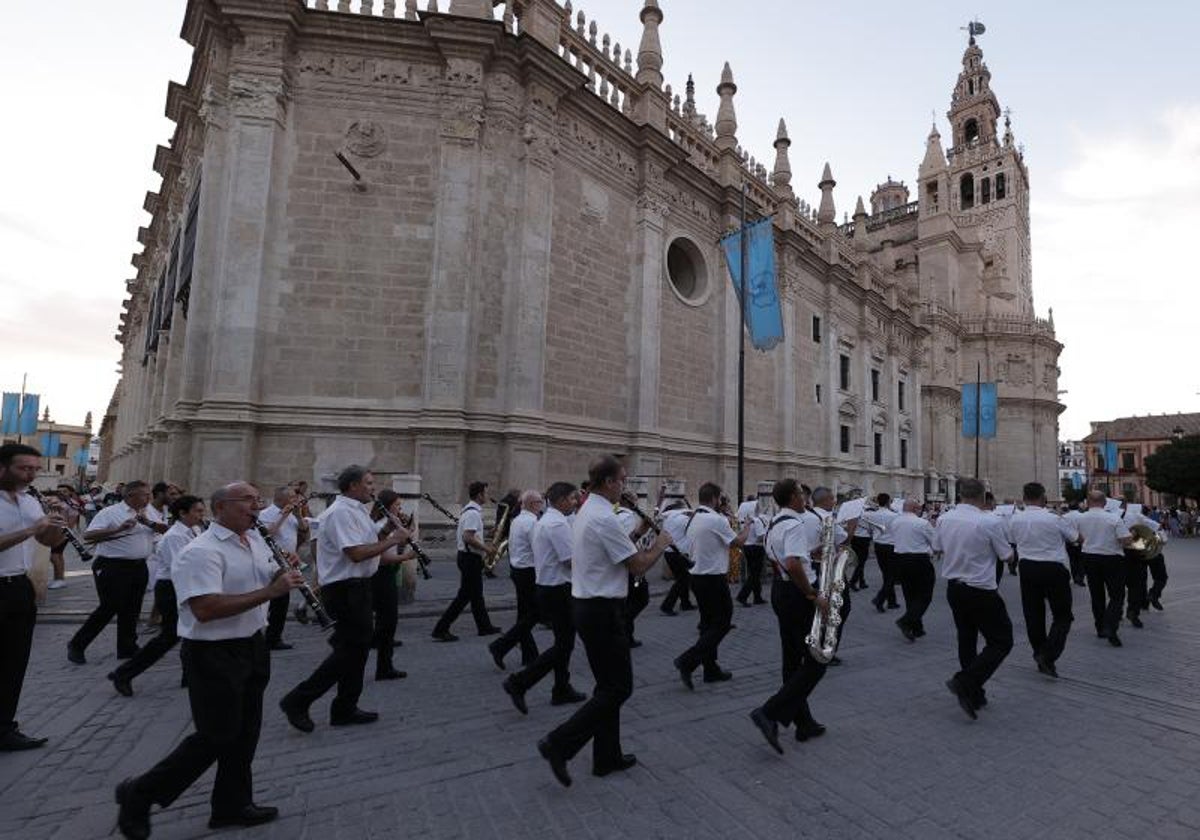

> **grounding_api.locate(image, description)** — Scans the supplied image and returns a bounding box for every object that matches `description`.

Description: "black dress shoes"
[702,669,733,683]
[871,598,885,613]
[268,640,294,651]
[1034,653,1058,678]
[108,671,134,697]
[749,707,783,755]
[66,643,86,665]
[945,677,978,721]
[115,778,151,840]
[1150,596,1164,611]
[488,639,507,670]
[279,700,314,734]
[0,729,48,751]
[551,687,588,706]
[502,677,528,715]
[432,630,459,642]
[673,657,694,691]
[375,668,407,681]
[537,738,572,788]
[1127,613,1144,629]
[1108,633,1123,648]
[660,606,677,616]
[794,721,827,742]
[593,754,637,777]
[208,804,279,829]
[330,708,379,726]
[680,603,696,612]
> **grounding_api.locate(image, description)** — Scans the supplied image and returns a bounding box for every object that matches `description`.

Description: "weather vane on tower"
[962,19,986,43]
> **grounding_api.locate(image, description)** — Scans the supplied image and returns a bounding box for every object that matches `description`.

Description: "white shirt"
[507,510,538,570]
[1009,506,1078,565]
[154,521,199,581]
[992,505,1016,542]
[737,501,768,546]
[173,523,274,640]
[890,512,936,555]
[0,489,45,575]
[1076,508,1131,556]
[765,507,815,585]
[258,504,300,554]
[456,501,484,554]
[837,498,870,537]
[661,508,694,554]
[862,507,899,545]
[533,507,572,587]
[85,502,157,560]
[615,508,641,540]
[933,504,1013,590]
[811,507,847,547]
[317,495,381,583]
[571,494,636,599]
[683,507,736,576]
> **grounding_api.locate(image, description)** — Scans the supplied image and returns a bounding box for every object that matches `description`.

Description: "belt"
[95,556,149,562]
[0,571,29,583]
[325,577,371,587]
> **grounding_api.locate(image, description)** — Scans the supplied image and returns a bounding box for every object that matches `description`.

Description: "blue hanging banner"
[73,447,90,468]
[961,382,998,438]
[1071,472,1083,490]
[720,218,784,352]
[1103,441,1118,472]
[18,394,40,437]
[0,393,19,436]
[38,432,61,458]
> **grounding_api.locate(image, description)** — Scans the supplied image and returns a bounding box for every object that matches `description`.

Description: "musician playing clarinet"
[114,482,304,838]
[280,465,409,733]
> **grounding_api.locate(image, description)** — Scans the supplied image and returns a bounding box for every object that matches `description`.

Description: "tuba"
[806,513,859,664]
[1127,523,1165,561]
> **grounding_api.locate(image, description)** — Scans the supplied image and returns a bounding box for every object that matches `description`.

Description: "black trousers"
[371,567,399,674]
[283,579,373,719]
[872,543,899,607]
[70,558,149,656]
[134,633,269,815]
[761,577,826,727]
[0,575,36,733]
[660,550,693,610]
[848,536,872,587]
[1082,553,1126,637]
[1066,541,1085,584]
[945,580,1013,701]
[265,593,289,645]
[494,567,539,663]
[1018,560,1073,664]
[115,580,179,681]
[678,574,733,676]
[624,574,649,640]
[512,584,575,695]
[545,598,631,767]
[1148,554,1168,601]
[433,552,493,634]
[893,554,935,632]
[737,545,766,603]
[1123,550,1149,618]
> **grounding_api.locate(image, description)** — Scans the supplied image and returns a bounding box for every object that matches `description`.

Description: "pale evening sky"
[1,0,1196,441]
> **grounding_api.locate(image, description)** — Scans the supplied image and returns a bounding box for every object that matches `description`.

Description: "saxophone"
[805,513,859,664]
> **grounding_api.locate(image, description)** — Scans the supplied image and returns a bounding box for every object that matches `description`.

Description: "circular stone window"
[665,237,709,305]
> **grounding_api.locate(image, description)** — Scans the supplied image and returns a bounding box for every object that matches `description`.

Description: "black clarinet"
[421,492,460,525]
[372,498,433,580]
[253,519,335,630]
[619,494,664,589]
[27,487,93,562]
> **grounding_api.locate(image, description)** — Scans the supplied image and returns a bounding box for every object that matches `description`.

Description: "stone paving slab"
[4,541,1199,839]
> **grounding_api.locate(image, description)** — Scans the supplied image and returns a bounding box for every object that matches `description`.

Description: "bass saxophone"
[805,513,859,664]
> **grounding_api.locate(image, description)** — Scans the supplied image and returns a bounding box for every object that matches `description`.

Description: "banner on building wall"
[1102,441,1119,472]
[17,394,39,436]
[720,218,784,352]
[0,393,18,436]
[960,382,997,438]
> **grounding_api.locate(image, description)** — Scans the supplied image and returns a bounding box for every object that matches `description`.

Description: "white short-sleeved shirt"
[683,507,736,576]
[737,501,768,546]
[1009,506,1078,565]
[615,508,641,541]
[890,513,936,556]
[934,504,1014,590]
[862,507,899,545]
[507,510,538,570]
[86,502,157,560]
[765,508,815,585]
[811,507,847,548]
[258,504,300,554]
[173,524,274,640]
[661,508,694,553]
[318,495,381,583]
[533,507,572,587]
[837,498,870,537]
[0,490,45,575]
[571,494,636,599]
[456,501,484,554]
[154,521,200,582]
[1076,508,1131,556]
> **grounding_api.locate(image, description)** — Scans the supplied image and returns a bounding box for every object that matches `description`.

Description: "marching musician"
[368,490,415,681]
[47,483,84,590]
[259,485,307,651]
[115,482,304,838]
[616,492,653,647]
[658,498,696,615]
[838,491,872,591]
[749,478,829,754]
[0,443,63,751]
[69,480,163,664]
[502,482,587,713]
[864,493,900,612]
[1076,490,1133,647]
[280,466,409,732]
[489,490,543,670]
[672,483,749,689]
[1121,502,1162,628]
[934,478,1014,719]
[735,492,769,607]
[809,487,849,664]
[889,499,937,642]
[536,456,672,787]
[431,481,501,642]
[1008,483,1079,677]
[1062,502,1087,586]
[108,494,206,697]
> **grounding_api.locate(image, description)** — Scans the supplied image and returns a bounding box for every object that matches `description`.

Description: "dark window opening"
[964,118,979,145]
[839,354,851,390]
[898,380,906,411]
[871,369,881,402]
[873,433,883,466]
[1121,451,1136,471]
[900,438,909,469]
[981,177,991,204]
[812,315,822,343]
[840,425,851,454]
[815,384,822,404]
[995,173,1006,199]
[960,174,975,209]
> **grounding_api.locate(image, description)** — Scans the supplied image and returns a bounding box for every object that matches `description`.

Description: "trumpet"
[253,518,334,630]
[27,487,93,562]
[371,496,433,580]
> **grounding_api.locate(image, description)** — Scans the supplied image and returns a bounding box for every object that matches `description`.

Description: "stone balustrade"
[557,5,637,117]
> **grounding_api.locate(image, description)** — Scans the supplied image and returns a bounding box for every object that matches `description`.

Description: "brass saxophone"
[484,502,510,572]
[805,513,859,664]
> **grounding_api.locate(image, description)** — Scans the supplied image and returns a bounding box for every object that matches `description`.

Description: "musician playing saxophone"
[749,478,830,754]
[432,482,501,642]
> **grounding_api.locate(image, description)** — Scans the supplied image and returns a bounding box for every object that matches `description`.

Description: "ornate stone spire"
[683,73,696,118]
[853,195,867,220]
[636,0,664,88]
[1003,107,1014,147]
[714,62,738,151]
[447,0,491,18]
[816,162,836,227]
[919,121,947,175]
[772,119,793,199]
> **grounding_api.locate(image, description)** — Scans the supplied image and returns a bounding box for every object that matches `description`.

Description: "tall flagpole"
[737,183,747,502]
[974,361,981,479]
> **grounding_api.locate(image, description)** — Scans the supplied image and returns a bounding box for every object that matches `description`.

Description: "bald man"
[488,490,544,671]
[889,499,937,642]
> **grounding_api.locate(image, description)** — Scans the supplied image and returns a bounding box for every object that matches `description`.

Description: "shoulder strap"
[766,513,800,539]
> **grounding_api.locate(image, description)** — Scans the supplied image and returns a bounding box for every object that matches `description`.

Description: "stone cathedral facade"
[105,0,1062,503]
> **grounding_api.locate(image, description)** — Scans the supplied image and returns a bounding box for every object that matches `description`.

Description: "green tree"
[1144,435,1200,502]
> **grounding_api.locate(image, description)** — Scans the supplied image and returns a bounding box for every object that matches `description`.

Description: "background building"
[1058,439,1085,499]
[1083,412,1200,506]
[103,0,1061,502]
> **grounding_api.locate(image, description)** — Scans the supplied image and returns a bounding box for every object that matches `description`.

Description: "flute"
[27,487,93,562]
[372,497,433,580]
[253,518,335,630]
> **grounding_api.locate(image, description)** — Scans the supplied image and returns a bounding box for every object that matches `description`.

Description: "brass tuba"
[1127,523,1165,560]
[806,513,859,664]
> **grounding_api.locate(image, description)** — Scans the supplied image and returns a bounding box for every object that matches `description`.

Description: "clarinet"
[27,487,93,562]
[619,494,663,588]
[372,498,433,580]
[253,518,335,630]
[421,492,460,524]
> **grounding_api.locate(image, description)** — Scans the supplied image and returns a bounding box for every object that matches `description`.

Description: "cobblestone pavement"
[4,541,1199,839]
